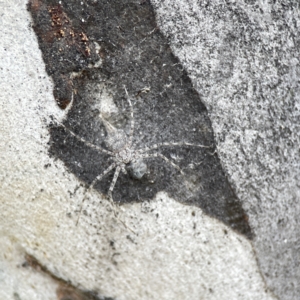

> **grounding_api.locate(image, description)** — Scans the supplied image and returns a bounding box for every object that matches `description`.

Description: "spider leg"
[121,165,127,174]
[139,142,212,154]
[141,152,184,175]
[107,165,122,201]
[58,122,113,155]
[76,162,117,225]
[107,164,138,234]
[124,86,134,147]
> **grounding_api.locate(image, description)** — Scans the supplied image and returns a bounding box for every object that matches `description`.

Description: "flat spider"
[58,87,211,222]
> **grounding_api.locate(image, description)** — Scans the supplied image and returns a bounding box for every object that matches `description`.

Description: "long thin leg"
[141,152,184,175]
[107,165,122,201]
[76,162,117,225]
[58,122,113,155]
[138,142,212,154]
[124,86,134,147]
[106,164,137,234]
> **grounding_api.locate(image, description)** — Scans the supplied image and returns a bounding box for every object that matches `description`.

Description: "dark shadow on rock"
[28,0,252,239]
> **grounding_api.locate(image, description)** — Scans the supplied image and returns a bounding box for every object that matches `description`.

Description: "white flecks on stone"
[151,0,300,299]
[0,237,58,300]
[0,1,276,299]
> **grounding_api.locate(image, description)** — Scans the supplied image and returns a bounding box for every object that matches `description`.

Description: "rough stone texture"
[0,1,276,299]
[0,237,59,300]
[27,0,252,238]
[150,0,300,299]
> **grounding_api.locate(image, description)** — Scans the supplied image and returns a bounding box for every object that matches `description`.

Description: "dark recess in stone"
[24,254,114,300]
[28,0,252,239]
[28,0,99,108]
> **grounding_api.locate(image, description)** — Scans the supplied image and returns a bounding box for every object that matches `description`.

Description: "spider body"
[115,147,134,165]
[58,87,211,223]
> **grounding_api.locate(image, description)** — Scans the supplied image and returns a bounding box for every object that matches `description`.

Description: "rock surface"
[1,0,299,299]
[151,0,300,299]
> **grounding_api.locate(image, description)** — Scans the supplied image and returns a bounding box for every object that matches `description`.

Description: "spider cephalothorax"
[116,148,135,164]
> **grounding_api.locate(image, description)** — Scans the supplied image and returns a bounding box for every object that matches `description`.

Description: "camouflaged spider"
[59,87,211,223]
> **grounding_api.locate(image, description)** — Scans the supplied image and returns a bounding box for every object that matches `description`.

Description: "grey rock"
[151,0,300,299]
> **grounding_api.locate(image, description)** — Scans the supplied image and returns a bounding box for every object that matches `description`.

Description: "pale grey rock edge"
[150,0,300,299]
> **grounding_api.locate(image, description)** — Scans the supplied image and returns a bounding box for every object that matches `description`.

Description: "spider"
[57,87,211,223]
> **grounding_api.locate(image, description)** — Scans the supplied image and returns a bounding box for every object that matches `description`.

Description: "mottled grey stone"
[28,0,252,237]
[151,0,300,299]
